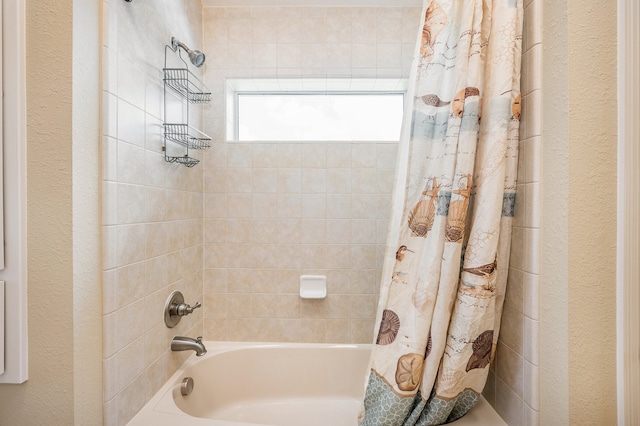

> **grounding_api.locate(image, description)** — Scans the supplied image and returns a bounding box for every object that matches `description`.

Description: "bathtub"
[128,342,506,426]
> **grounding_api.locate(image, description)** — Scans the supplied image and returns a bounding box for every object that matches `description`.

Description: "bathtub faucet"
[171,336,207,356]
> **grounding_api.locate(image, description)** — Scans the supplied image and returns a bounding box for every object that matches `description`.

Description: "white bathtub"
[128,342,506,426]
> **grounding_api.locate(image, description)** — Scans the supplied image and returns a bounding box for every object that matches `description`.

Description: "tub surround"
[100,1,538,425]
[101,1,205,425]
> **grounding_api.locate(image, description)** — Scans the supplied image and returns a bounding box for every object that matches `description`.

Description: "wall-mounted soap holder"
[164,290,201,328]
[299,275,327,299]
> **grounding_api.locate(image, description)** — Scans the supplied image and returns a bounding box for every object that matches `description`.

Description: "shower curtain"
[360,0,522,424]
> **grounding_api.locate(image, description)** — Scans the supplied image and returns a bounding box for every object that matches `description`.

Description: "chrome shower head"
[171,37,206,67]
[188,49,206,67]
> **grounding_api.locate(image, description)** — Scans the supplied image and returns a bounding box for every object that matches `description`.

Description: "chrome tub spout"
[171,336,207,356]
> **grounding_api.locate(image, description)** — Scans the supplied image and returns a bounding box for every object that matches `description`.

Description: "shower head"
[170,37,206,67]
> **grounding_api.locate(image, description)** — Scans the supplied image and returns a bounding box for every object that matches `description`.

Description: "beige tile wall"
[101,0,205,425]
[100,1,540,423]
[200,6,421,343]
[484,0,541,425]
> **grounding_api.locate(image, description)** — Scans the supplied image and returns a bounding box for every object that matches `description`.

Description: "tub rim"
[127,341,506,426]
[129,341,373,426]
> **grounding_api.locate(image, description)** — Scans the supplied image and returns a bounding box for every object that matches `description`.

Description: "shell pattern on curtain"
[359,0,523,425]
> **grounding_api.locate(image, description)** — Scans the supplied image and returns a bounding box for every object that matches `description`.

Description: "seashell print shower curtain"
[359,0,522,424]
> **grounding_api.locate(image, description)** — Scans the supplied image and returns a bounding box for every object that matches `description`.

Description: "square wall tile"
[524,316,540,366]
[523,272,540,320]
[495,377,524,426]
[524,361,540,410]
[496,342,525,398]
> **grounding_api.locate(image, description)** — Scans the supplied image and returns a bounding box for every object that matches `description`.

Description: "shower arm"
[169,37,188,53]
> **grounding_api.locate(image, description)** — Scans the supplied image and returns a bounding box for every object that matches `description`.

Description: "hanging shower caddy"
[163,37,212,167]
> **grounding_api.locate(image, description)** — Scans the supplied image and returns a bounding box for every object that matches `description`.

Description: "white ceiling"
[201,0,422,7]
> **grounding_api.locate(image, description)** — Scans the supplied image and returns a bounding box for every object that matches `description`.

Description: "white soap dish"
[299,275,327,299]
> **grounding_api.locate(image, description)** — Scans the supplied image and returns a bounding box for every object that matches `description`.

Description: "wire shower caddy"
[163,42,212,167]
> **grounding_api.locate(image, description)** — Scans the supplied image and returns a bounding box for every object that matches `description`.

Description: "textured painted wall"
[73,0,103,423]
[0,1,103,424]
[541,0,618,424]
[540,0,570,423]
[566,0,617,423]
[540,0,569,424]
[0,1,76,424]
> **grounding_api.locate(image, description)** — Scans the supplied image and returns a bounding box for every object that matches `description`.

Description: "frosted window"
[236,92,404,142]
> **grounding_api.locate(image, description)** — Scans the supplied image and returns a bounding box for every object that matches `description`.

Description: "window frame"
[226,78,408,143]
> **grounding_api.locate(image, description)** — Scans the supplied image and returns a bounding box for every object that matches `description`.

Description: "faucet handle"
[164,291,203,328]
[175,301,201,316]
